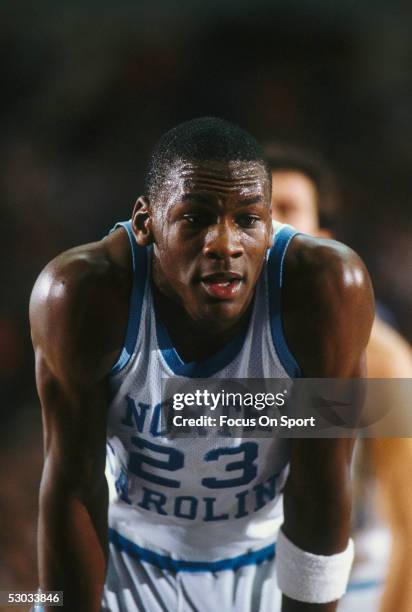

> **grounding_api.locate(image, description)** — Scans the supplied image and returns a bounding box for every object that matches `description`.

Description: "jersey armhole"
[267,225,302,378]
[109,220,148,376]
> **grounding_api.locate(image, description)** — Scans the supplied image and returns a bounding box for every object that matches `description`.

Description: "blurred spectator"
[266,142,412,612]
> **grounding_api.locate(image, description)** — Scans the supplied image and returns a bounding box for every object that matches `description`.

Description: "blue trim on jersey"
[109,221,148,375]
[267,226,302,378]
[347,579,383,592]
[156,313,249,377]
[109,528,275,572]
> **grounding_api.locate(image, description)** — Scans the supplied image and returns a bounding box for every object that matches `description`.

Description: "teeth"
[216,281,231,287]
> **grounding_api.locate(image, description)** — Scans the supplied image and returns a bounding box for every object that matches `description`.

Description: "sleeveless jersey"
[105,221,301,571]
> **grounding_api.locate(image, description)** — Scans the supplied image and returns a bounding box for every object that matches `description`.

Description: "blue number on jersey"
[128,439,259,490]
[201,442,258,488]
[129,437,184,488]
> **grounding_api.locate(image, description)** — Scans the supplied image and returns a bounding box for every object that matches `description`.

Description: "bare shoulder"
[282,234,374,376]
[284,233,371,297]
[30,230,131,383]
[367,317,412,378]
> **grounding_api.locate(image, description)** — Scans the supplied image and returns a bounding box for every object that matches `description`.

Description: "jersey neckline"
[154,291,253,378]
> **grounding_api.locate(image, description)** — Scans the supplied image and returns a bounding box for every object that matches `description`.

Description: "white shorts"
[101,541,282,612]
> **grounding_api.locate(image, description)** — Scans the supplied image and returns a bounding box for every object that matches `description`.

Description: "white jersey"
[105,220,300,572]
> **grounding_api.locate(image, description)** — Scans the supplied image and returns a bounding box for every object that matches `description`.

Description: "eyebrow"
[181,194,212,206]
[180,193,265,207]
[238,195,265,206]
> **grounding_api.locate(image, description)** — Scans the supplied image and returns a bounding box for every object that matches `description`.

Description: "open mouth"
[200,273,243,300]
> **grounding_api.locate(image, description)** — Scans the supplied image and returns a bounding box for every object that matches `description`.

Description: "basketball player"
[266,143,412,612]
[30,118,374,612]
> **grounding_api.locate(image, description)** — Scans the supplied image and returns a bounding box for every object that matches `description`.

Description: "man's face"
[146,159,272,329]
[271,170,319,234]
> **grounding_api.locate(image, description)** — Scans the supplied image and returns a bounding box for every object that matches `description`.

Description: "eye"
[183,212,212,227]
[183,214,198,224]
[183,213,203,226]
[237,214,261,228]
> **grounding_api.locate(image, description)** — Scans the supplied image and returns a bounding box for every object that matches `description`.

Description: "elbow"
[39,453,107,510]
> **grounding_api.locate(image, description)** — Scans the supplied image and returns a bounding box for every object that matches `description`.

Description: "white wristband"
[276,529,354,604]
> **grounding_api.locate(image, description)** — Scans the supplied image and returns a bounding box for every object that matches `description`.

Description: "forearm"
[280,506,347,612]
[280,522,348,612]
[370,439,412,612]
[38,473,108,611]
[280,442,353,612]
[283,487,351,555]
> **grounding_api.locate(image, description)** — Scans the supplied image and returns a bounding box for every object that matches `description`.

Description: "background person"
[265,143,412,612]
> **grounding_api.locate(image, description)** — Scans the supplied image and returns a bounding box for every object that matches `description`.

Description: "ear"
[131,196,153,246]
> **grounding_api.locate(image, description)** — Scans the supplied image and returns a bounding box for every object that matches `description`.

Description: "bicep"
[30,256,116,490]
[283,239,375,378]
[35,349,109,496]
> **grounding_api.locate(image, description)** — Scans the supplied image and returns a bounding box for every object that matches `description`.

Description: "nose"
[203,222,244,260]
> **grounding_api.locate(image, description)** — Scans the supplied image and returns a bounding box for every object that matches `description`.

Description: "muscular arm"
[366,318,412,612]
[280,236,374,612]
[30,238,127,611]
[35,357,109,611]
[372,437,412,612]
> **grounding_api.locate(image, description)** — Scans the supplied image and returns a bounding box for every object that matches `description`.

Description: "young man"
[30,118,374,612]
[266,143,412,612]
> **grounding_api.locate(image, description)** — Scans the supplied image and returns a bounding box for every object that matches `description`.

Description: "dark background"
[1,0,411,598]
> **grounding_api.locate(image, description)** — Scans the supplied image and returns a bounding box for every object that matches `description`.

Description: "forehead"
[162,159,270,201]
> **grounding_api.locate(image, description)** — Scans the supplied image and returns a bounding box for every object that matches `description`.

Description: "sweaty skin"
[30,160,374,612]
[135,160,273,360]
[271,167,412,612]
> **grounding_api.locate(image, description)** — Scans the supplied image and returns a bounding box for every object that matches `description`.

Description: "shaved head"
[145,117,271,204]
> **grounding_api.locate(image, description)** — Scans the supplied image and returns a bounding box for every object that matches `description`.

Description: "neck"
[151,282,251,363]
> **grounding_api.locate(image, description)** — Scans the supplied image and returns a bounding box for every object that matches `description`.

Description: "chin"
[200,301,246,327]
